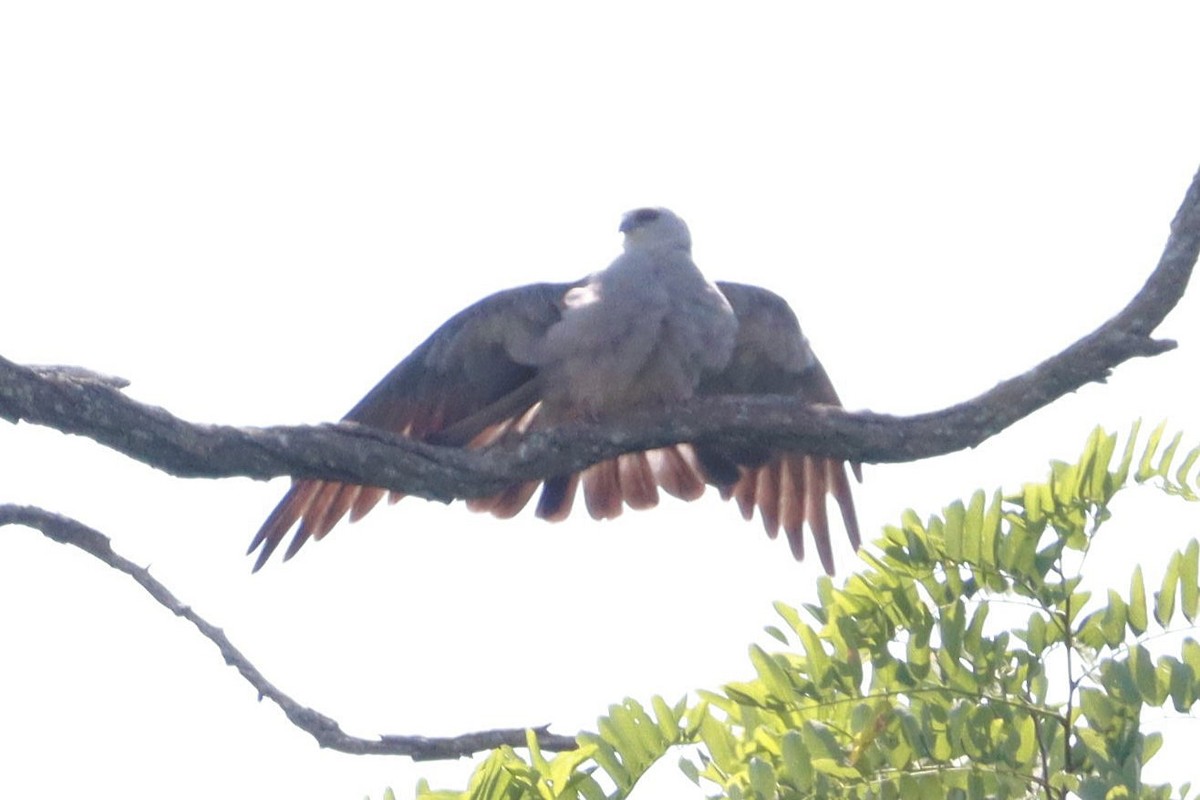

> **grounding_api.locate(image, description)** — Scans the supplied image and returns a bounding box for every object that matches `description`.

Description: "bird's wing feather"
[345,281,581,437]
[700,281,861,574]
[248,280,580,570]
[250,277,860,574]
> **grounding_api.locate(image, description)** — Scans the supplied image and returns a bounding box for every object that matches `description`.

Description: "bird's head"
[619,207,692,253]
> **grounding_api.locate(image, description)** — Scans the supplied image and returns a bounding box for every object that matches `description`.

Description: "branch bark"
[0,504,578,759]
[1,166,1198,498]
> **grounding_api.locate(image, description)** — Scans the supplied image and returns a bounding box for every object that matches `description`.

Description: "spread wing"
[247,281,579,570]
[249,279,860,574]
[699,281,862,574]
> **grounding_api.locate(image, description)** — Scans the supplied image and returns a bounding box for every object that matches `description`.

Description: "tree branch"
[0,504,578,759]
[1,166,1197,497]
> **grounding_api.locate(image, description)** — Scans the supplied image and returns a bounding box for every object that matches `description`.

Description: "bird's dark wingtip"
[250,541,275,573]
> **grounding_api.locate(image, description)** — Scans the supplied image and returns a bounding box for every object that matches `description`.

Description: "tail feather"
[280,481,347,561]
[754,460,781,538]
[284,518,319,561]
[349,486,387,522]
[779,456,807,559]
[252,426,863,574]
[618,452,660,510]
[802,457,832,573]
[713,452,860,575]
[249,479,323,571]
[298,482,342,541]
[583,459,624,520]
[475,480,539,519]
[830,460,862,551]
[652,446,707,501]
[478,450,662,525]
[731,467,758,520]
[311,484,363,541]
[536,474,579,521]
[694,445,742,488]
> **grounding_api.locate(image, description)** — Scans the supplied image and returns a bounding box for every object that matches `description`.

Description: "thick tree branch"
[0,166,1197,501]
[0,504,578,759]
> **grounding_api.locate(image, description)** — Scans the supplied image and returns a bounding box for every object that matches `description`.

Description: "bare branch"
[1,167,1197,499]
[0,504,578,759]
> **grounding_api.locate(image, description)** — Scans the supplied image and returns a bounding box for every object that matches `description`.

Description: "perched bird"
[249,208,861,572]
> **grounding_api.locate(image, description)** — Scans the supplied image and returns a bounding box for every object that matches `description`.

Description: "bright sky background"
[3,4,1200,798]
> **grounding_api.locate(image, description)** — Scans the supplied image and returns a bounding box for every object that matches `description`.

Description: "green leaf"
[1088,427,1118,497]
[1128,642,1156,705]
[1128,565,1148,636]
[1076,727,1112,767]
[944,499,965,562]
[1101,590,1129,648]
[650,696,681,745]
[579,734,630,792]
[801,721,845,762]
[1024,611,1046,653]
[603,699,663,770]
[1137,421,1168,482]
[747,757,776,798]
[1181,539,1199,623]
[937,648,978,692]
[1172,639,1200,714]
[773,601,804,637]
[1174,443,1200,489]
[780,730,813,788]
[678,756,700,786]
[1184,638,1200,674]
[1014,714,1039,767]
[547,744,600,798]
[981,490,1002,573]
[1103,658,1142,706]
[906,623,932,679]
[1143,730,1164,764]
[1157,430,1184,478]
[1067,590,1093,625]
[1079,687,1116,728]
[697,709,738,773]
[797,623,831,686]
[524,729,548,774]
[1022,482,1046,523]
[964,602,989,655]
[1112,420,1141,487]
[1156,551,1181,626]
[749,644,795,701]
[940,600,965,660]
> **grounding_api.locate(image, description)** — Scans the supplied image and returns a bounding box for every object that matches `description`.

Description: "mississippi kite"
[249,208,861,572]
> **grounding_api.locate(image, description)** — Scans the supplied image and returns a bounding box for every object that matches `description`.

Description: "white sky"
[2,3,1199,798]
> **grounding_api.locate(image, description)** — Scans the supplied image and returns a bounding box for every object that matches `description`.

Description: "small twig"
[0,504,578,760]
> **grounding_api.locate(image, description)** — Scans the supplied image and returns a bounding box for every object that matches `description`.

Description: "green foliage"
[415,700,698,800]
[415,424,1200,800]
